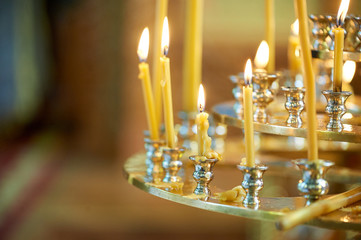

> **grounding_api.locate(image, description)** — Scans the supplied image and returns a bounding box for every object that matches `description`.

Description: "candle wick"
[199,104,204,113]
[163,46,169,56]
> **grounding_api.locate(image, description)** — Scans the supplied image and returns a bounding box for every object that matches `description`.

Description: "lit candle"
[295,0,318,161]
[152,0,168,126]
[288,20,302,74]
[254,40,270,72]
[243,59,255,167]
[265,0,275,72]
[333,0,350,92]
[160,17,175,148]
[183,0,204,113]
[137,28,159,140]
[195,84,212,156]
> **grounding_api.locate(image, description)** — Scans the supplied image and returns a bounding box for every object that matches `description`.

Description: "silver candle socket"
[237,164,268,207]
[189,155,219,196]
[293,159,334,205]
[252,72,277,123]
[178,111,197,146]
[230,74,246,118]
[144,138,165,183]
[162,147,185,183]
[322,90,352,131]
[282,87,306,128]
[310,15,331,51]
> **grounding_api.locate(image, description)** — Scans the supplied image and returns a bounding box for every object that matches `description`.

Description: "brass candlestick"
[237,164,268,207]
[162,147,185,183]
[282,87,306,128]
[322,90,352,131]
[189,155,218,196]
[293,159,334,205]
[144,138,165,183]
[252,72,278,123]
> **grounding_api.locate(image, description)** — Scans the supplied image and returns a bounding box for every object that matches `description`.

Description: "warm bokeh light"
[291,19,299,35]
[295,47,301,58]
[336,0,350,26]
[198,84,205,112]
[137,28,149,62]
[245,59,253,85]
[254,41,269,69]
[161,17,169,56]
[342,60,356,83]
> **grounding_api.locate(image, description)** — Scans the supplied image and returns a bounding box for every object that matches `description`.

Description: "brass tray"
[124,152,361,231]
[212,101,361,143]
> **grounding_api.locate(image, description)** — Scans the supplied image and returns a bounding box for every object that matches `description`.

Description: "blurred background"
[0,0,361,239]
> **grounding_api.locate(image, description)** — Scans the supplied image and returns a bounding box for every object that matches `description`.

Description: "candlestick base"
[237,164,268,207]
[293,159,334,205]
[189,155,218,196]
[282,87,306,128]
[144,138,165,183]
[162,147,185,183]
[230,73,246,118]
[253,73,278,123]
[322,90,352,132]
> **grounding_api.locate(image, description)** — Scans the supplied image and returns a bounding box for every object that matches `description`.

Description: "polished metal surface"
[237,164,268,207]
[322,90,352,131]
[312,50,361,62]
[212,101,361,143]
[293,159,335,205]
[189,155,218,196]
[162,147,185,183]
[252,73,277,123]
[144,138,165,183]
[282,87,306,128]
[124,152,361,231]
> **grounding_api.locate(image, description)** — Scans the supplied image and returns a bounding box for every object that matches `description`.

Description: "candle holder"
[144,138,165,183]
[162,147,185,183]
[293,159,334,205]
[282,87,306,128]
[252,72,278,123]
[189,155,219,196]
[178,111,197,148]
[355,16,361,52]
[310,15,331,51]
[237,164,268,207]
[322,90,352,131]
[230,74,246,118]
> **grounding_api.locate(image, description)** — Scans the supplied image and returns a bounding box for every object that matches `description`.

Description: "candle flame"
[291,19,299,36]
[336,0,350,27]
[161,17,169,56]
[342,60,356,83]
[245,59,253,85]
[254,41,269,69]
[137,28,149,62]
[198,84,205,112]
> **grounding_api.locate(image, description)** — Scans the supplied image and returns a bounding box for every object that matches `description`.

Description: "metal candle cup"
[189,155,218,196]
[282,87,306,128]
[144,138,165,183]
[162,147,185,183]
[322,90,351,131]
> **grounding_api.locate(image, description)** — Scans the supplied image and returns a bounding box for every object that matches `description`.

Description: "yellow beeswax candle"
[137,28,159,140]
[243,59,255,167]
[254,40,269,71]
[288,20,302,74]
[295,0,318,161]
[265,0,275,72]
[160,17,175,148]
[195,84,212,155]
[333,0,350,92]
[152,0,168,126]
[183,0,204,113]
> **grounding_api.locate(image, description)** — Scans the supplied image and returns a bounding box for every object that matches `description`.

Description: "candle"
[295,0,318,161]
[254,40,270,71]
[137,28,159,140]
[243,59,255,167]
[183,0,204,113]
[265,0,275,72]
[152,0,168,126]
[333,0,350,92]
[288,20,302,74]
[160,17,175,148]
[195,84,212,156]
